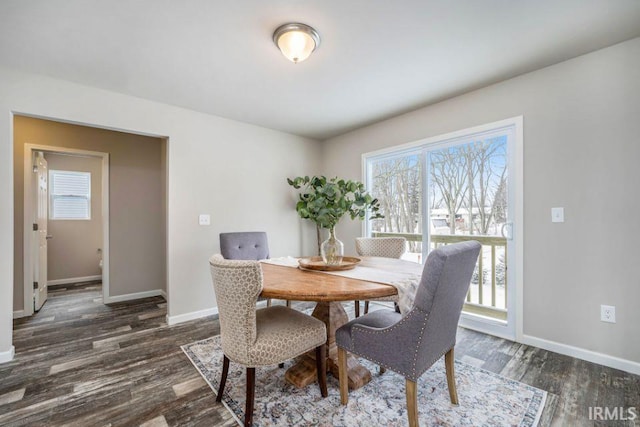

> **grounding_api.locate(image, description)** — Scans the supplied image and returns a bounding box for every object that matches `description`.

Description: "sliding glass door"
[365,118,522,340]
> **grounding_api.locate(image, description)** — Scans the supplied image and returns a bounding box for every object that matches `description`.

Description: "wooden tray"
[298,256,361,271]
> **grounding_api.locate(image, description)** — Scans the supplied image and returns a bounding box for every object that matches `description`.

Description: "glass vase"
[321,227,344,265]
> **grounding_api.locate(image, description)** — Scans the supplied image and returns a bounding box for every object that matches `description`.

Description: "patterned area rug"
[182,336,546,427]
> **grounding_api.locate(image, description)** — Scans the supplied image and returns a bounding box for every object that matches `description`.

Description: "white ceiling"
[1,1,640,140]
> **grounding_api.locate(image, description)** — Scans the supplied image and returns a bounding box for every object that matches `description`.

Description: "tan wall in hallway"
[14,116,167,310]
[44,152,103,281]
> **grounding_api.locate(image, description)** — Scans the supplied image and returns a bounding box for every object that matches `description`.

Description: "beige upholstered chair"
[354,237,407,316]
[209,254,328,426]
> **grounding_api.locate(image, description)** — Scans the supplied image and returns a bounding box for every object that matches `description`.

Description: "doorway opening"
[23,144,109,315]
[13,114,168,322]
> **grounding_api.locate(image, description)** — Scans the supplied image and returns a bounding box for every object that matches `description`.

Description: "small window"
[49,170,91,220]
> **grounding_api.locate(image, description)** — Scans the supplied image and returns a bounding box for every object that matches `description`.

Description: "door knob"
[500,223,513,240]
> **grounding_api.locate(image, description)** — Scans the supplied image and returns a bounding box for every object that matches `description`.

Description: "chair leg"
[286,300,291,308]
[216,355,230,403]
[278,362,284,369]
[445,348,459,405]
[406,379,419,427]
[315,345,328,397]
[266,298,272,307]
[379,366,386,375]
[354,300,360,317]
[364,301,370,314]
[338,347,349,405]
[245,367,255,427]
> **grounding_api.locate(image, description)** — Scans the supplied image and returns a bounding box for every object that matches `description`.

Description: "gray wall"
[44,152,103,282]
[322,38,640,363]
[13,116,166,309]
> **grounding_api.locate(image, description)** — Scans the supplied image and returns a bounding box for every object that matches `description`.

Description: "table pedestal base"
[285,301,372,390]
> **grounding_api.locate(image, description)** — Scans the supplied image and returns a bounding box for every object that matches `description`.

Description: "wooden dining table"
[260,257,421,391]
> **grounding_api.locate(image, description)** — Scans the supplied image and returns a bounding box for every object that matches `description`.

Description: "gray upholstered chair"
[219,231,290,307]
[220,231,270,260]
[209,255,328,427]
[354,236,407,317]
[336,241,481,427]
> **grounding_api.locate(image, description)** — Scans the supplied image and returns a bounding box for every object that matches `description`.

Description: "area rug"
[182,336,546,426]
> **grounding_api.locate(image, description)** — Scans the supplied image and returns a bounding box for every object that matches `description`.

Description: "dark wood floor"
[1,283,638,426]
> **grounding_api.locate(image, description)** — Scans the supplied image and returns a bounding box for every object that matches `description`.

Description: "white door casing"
[34,152,48,311]
[23,144,110,317]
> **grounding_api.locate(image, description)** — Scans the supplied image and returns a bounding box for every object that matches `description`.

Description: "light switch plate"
[198,214,210,225]
[551,207,564,223]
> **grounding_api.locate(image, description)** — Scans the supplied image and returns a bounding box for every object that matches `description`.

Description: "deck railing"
[372,231,507,321]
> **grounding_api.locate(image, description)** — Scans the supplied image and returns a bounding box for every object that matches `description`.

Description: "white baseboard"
[166,307,219,326]
[166,299,271,326]
[0,346,15,364]
[13,310,25,319]
[159,290,167,300]
[48,275,102,286]
[522,334,640,376]
[104,289,165,304]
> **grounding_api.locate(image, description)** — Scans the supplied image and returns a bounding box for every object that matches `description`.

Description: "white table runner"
[262,256,423,314]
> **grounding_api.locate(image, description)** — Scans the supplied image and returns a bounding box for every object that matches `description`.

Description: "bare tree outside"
[429,136,507,236]
[367,135,508,314]
[469,138,508,234]
[368,136,507,238]
[429,147,470,234]
[369,155,421,252]
[370,155,421,232]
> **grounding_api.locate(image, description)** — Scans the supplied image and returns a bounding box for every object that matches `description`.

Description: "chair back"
[220,231,270,260]
[355,237,406,258]
[209,254,262,364]
[411,241,481,375]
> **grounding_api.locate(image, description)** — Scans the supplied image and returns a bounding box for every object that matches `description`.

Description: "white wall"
[322,38,640,369]
[0,66,321,360]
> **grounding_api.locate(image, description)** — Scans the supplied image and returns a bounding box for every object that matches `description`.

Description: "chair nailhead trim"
[410,316,429,378]
[344,307,456,380]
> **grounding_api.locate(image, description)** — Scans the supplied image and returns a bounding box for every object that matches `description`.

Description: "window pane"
[368,154,422,262]
[428,135,507,237]
[51,171,90,196]
[427,134,508,311]
[51,196,90,219]
[49,170,91,220]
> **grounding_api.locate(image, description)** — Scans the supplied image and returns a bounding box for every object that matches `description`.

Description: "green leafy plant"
[287,175,383,254]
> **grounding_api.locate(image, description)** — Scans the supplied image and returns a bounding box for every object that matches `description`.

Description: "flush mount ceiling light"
[272,23,320,64]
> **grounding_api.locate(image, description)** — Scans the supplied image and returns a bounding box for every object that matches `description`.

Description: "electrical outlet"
[551,207,564,223]
[600,305,616,323]
[198,214,211,226]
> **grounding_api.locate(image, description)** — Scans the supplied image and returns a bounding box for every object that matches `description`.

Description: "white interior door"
[34,152,48,311]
